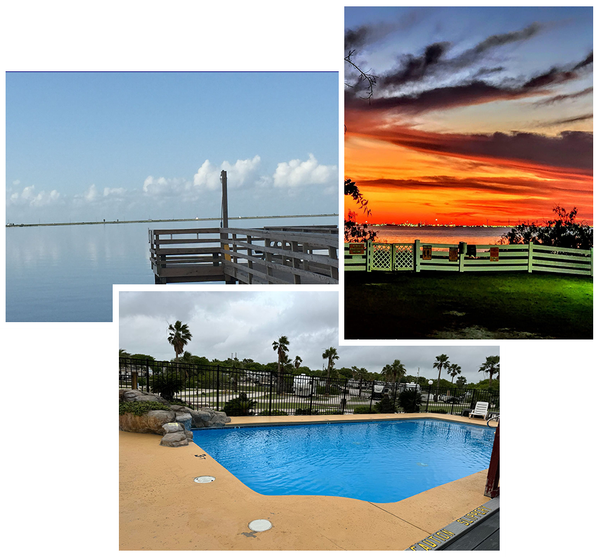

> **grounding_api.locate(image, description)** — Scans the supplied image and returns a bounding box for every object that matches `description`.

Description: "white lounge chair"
[469,401,489,419]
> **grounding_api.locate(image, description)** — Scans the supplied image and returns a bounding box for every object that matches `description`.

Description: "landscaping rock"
[190,407,231,428]
[162,422,184,435]
[158,423,194,447]
[119,389,169,405]
[119,390,230,438]
[119,409,176,434]
[160,431,189,447]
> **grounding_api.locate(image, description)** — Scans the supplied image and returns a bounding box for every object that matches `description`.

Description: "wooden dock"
[149,225,339,284]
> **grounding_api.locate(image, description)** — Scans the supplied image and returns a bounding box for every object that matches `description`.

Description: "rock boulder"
[158,422,194,446]
[119,390,231,446]
[190,407,231,428]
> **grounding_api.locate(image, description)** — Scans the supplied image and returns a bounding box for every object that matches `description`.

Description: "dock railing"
[149,227,226,283]
[150,225,339,284]
[344,240,593,276]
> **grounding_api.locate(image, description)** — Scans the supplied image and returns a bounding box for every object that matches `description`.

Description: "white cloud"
[142,176,192,197]
[273,154,337,188]
[84,184,98,202]
[193,155,263,190]
[6,151,338,222]
[103,187,126,197]
[7,184,61,207]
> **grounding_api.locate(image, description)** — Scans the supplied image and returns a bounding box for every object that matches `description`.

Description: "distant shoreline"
[369,224,510,229]
[6,213,339,228]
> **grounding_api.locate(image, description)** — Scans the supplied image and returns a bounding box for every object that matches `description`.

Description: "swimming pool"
[193,419,495,503]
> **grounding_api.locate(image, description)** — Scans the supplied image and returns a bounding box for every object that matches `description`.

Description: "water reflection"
[6,223,155,322]
[6,217,337,322]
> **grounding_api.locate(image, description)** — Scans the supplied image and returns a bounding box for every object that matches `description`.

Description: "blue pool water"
[193,419,495,503]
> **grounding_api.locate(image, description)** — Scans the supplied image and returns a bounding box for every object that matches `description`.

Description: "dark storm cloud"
[522,51,592,89]
[573,51,593,70]
[372,23,543,90]
[360,175,543,196]
[352,122,593,173]
[347,50,593,115]
[470,23,542,55]
[347,80,530,113]
[534,86,593,106]
[542,113,593,126]
[456,131,590,172]
[379,42,451,87]
[346,15,592,116]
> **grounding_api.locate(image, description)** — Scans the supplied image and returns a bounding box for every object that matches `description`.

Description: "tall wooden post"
[221,170,235,283]
[485,422,500,498]
[221,170,229,229]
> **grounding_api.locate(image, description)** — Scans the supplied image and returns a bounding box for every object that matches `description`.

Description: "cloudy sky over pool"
[345,6,593,226]
[119,289,499,383]
[6,71,338,224]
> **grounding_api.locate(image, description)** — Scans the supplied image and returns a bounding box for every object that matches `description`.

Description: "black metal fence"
[119,357,499,418]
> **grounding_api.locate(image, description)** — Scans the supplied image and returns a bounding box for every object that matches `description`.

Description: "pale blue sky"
[6,71,339,223]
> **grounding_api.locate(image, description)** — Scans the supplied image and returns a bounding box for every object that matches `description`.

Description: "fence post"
[145,359,150,392]
[528,242,533,273]
[309,376,315,414]
[216,366,220,411]
[268,373,274,416]
[591,247,594,277]
[367,240,372,272]
[341,378,348,414]
[414,239,421,273]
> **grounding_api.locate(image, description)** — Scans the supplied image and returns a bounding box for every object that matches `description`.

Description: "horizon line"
[6,213,339,228]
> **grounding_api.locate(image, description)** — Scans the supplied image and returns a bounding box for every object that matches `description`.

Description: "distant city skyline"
[345,6,593,226]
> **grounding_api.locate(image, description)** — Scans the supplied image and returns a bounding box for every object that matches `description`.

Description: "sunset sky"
[345,6,593,226]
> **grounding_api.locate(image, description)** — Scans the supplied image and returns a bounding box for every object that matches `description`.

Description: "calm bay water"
[368,225,511,245]
[6,217,336,322]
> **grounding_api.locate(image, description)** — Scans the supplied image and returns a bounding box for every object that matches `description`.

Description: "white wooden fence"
[344,240,593,276]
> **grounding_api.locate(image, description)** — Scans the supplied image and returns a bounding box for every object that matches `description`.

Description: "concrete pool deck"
[120,413,496,550]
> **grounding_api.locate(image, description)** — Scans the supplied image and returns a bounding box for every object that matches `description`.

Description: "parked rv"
[372,382,391,399]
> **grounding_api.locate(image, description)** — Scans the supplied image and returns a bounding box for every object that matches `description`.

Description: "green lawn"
[345,271,593,339]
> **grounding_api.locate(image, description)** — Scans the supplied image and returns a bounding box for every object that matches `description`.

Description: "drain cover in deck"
[194,476,216,483]
[249,519,272,532]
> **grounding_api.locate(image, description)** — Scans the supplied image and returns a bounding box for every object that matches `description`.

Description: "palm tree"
[168,321,192,361]
[294,355,303,370]
[479,355,500,387]
[381,359,407,384]
[272,335,290,394]
[433,354,450,400]
[447,363,462,384]
[322,347,339,391]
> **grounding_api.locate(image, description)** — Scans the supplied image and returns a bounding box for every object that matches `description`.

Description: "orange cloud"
[345,127,593,226]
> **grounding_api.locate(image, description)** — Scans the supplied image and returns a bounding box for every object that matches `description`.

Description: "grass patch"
[345,271,592,339]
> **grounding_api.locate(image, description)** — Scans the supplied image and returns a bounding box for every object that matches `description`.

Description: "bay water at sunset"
[368,225,511,245]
